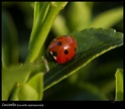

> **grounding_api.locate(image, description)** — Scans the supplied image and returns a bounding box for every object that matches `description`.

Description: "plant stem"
[26,2,68,63]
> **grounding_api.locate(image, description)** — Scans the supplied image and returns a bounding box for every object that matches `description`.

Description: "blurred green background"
[2,2,123,100]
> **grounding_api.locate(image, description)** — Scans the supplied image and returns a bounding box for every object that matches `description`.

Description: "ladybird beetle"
[48,35,77,64]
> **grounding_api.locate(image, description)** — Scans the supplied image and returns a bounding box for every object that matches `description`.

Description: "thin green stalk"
[29,2,49,47]
[26,2,68,63]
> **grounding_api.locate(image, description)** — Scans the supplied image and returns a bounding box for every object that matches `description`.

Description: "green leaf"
[8,82,20,101]
[18,83,38,101]
[2,63,42,101]
[26,2,68,63]
[90,7,123,28]
[44,28,123,91]
[115,68,123,101]
[27,72,44,100]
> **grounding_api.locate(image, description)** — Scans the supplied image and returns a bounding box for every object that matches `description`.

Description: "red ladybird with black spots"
[48,35,77,64]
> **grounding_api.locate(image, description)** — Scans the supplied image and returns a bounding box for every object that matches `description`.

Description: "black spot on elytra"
[64,49,68,55]
[57,41,62,46]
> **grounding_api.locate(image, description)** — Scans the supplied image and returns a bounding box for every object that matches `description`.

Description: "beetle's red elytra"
[48,35,77,64]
